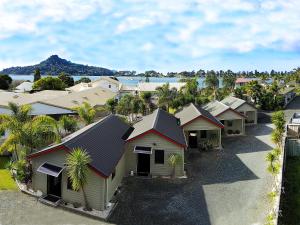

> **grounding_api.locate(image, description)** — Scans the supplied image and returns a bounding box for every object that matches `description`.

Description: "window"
[155,150,164,164]
[200,130,207,138]
[227,120,233,127]
[112,169,116,180]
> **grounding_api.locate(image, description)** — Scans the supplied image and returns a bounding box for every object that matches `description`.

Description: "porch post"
[219,128,222,149]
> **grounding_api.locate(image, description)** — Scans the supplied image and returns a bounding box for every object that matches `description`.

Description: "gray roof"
[203,100,230,116]
[175,103,224,127]
[30,115,133,178]
[128,108,186,147]
[221,96,256,110]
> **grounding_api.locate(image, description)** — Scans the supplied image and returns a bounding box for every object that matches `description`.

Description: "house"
[235,78,260,88]
[125,109,187,177]
[43,87,117,109]
[175,103,224,149]
[28,115,133,210]
[203,100,246,136]
[221,96,257,125]
[15,81,33,93]
[67,77,121,93]
[280,87,296,108]
[137,82,186,93]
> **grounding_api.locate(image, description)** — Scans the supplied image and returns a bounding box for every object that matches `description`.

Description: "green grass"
[0,156,17,190]
[279,157,300,225]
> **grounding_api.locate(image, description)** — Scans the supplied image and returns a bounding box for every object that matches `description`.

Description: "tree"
[0,74,12,90]
[222,74,236,92]
[105,98,117,114]
[33,76,66,90]
[116,94,134,120]
[271,111,285,133]
[66,148,91,211]
[75,102,96,125]
[168,153,183,178]
[75,77,91,84]
[140,92,153,114]
[245,81,263,104]
[0,103,60,157]
[58,72,74,87]
[156,83,177,112]
[58,115,78,135]
[266,151,279,167]
[34,68,41,82]
[205,72,219,99]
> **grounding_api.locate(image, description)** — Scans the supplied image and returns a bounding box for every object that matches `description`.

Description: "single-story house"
[280,87,296,108]
[15,81,33,93]
[221,96,257,125]
[67,77,121,93]
[175,103,224,149]
[235,77,261,88]
[125,108,187,177]
[203,100,246,136]
[28,115,133,210]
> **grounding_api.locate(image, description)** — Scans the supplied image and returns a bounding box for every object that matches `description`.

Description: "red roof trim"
[27,144,107,179]
[181,115,224,129]
[126,129,187,148]
[215,108,247,118]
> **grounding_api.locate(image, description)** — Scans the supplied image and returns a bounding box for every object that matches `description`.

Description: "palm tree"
[75,102,96,125]
[58,115,78,135]
[168,153,183,178]
[266,151,278,167]
[205,72,219,99]
[271,129,283,149]
[222,73,236,92]
[66,148,91,211]
[116,94,135,122]
[267,162,281,176]
[105,98,117,114]
[245,81,262,104]
[0,103,59,157]
[271,111,285,133]
[156,83,177,112]
[140,92,152,114]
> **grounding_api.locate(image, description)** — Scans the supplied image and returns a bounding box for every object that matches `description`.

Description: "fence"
[286,138,300,156]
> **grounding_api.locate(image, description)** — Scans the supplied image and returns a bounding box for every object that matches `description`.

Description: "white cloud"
[140,42,154,52]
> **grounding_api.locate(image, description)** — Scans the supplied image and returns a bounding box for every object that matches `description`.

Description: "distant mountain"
[0,55,114,76]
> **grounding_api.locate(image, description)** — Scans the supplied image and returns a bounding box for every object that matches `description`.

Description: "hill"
[0,55,114,76]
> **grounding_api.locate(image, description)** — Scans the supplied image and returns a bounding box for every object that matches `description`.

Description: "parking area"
[109,124,275,225]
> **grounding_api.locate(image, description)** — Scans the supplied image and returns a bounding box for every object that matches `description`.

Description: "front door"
[137,153,150,176]
[47,174,62,197]
[188,131,198,148]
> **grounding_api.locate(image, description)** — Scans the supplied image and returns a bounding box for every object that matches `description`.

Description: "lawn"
[0,156,17,190]
[279,157,300,225]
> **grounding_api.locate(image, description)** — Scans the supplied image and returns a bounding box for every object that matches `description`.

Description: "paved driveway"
[109,124,275,225]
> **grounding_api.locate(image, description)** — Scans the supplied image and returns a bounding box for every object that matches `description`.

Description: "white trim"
[133,146,152,154]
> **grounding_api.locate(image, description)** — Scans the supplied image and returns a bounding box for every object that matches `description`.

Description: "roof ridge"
[152,108,160,129]
[63,115,114,145]
[191,103,202,116]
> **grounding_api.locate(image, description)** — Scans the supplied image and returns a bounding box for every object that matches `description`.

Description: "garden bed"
[0,156,17,190]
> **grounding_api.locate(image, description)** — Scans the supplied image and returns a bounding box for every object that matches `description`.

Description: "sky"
[0,0,300,73]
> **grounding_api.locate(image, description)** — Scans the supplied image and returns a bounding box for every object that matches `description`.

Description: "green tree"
[75,102,96,125]
[0,103,60,157]
[222,74,236,92]
[140,92,153,114]
[156,83,177,112]
[168,153,183,178]
[75,77,91,84]
[245,81,263,104]
[205,72,219,99]
[105,98,117,114]
[34,68,41,82]
[271,111,285,133]
[33,76,66,90]
[66,148,91,211]
[58,72,74,87]
[58,115,78,135]
[0,74,12,90]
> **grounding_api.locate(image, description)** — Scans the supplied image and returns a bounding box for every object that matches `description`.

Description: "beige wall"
[216,110,245,136]
[31,150,106,210]
[236,103,257,125]
[125,133,185,177]
[183,117,220,131]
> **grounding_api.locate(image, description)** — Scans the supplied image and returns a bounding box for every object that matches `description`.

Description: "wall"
[93,79,119,93]
[217,110,244,135]
[125,133,185,177]
[286,139,300,156]
[31,149,106,210]
[236,103,257,124]
[183,117,220,131]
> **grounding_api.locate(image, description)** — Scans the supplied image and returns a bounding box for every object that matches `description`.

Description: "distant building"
[15,81,33,93]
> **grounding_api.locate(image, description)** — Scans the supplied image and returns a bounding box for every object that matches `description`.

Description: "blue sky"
[0,0,300,73]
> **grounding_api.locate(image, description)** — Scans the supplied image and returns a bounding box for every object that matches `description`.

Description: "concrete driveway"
[109,124,275,225]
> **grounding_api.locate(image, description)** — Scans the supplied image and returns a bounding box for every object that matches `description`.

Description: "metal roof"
[127,108,186,147]
[221,96,246,110]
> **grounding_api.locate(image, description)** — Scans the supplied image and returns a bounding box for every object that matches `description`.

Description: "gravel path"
[0,191,111,225]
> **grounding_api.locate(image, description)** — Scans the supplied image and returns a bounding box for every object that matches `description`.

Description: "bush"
[227,130,233,135]
[235,130,240,134]
[33,76,66,90]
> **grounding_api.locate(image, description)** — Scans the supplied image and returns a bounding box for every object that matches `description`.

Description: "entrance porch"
[186,129,221,150]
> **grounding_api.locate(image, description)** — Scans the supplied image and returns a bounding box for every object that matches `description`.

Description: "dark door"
[47,174,62,197]
[137,153,150,176]
[188,131,198,148]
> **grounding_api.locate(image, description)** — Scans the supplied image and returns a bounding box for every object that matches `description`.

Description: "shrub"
[227,130,233,135]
